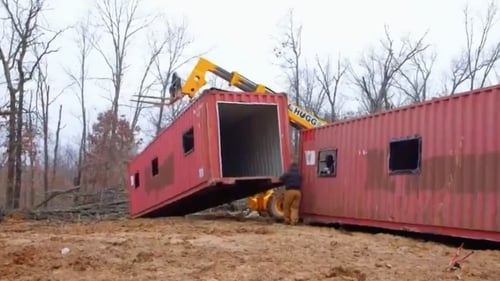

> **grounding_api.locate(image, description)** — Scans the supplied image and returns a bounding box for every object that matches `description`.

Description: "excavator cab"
[169,72,182,99]
[169,72,185,101]
[129,72,187,107]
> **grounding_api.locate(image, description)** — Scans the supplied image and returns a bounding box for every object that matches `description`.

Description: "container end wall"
[217,102,283,178]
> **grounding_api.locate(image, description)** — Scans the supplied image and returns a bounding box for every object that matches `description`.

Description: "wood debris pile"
[1,188,254,223]
[28,186,129,221]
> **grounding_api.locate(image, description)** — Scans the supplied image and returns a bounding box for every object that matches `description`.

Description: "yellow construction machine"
[143,57,328,218]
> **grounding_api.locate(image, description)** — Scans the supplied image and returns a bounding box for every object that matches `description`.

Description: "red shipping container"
[128,90,291,218]
[299,85,500,242]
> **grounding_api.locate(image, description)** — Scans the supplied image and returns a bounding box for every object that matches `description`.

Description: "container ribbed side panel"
[300,85,500,241]
[242,107,283,177]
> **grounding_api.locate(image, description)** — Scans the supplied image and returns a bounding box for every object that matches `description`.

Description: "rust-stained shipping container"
[128,90,291,218]
[299,85,500,242]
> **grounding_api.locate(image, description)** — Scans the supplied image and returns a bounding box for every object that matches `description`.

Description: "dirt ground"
[0,215,499,281]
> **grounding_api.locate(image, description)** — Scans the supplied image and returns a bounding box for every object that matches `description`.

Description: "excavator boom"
[171,57,328,130]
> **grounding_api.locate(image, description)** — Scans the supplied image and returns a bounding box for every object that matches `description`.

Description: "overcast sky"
[17,0,495,146]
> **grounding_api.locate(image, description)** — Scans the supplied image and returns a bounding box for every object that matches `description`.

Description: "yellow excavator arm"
[169,57,328,130]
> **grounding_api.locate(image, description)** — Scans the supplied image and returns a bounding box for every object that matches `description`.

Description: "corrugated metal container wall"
[127,93,209,217]
[299,85,500,241]
[128,90,291,218]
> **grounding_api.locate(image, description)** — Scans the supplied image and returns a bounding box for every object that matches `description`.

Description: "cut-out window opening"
[151,157,159,176]
[317,149,337,177]
[388,135,422,175]
[182,127,194,155]
[133,172,140,188]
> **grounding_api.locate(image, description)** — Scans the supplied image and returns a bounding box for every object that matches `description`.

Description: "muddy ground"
[0,215,499,281]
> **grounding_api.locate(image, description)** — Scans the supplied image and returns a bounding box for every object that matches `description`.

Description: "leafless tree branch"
[298,63,325,117]
[350,25,430,113]
[0,0,64,209]
[273,9,305,154]
[394,48,437,103]
[315,53,349,121]
[90,0,153,156]
[146,18,204,135]
[64,15,96,192]
[446,1,500,94]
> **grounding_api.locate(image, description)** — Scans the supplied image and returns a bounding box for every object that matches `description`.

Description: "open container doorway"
[216,102,284,178]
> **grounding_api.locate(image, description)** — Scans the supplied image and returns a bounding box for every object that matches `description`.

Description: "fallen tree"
[0,186,253,223]
[28,186,129,222]
[32,186,82,210]
[29,199,128,221]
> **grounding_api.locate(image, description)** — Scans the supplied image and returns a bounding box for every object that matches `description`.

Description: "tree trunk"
[29,154,35,207]
[5,92,16,209]
[13,86,25,209]
[51,104,63,185]
[28,95,35,207]
[42,95,49,208]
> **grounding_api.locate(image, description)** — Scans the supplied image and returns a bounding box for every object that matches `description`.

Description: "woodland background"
[0,0,499,211]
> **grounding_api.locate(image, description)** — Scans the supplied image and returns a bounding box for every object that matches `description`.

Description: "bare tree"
[34,58,67,208]
[394,49,437,103]
[58,144,79,180]
[36,63,50,207]
[350,26,429,113]
[298,64,326,117]
[446,52,470,95]
[92,0,151,151]
[66,16,94,190]
[273,9,303,153]
[129,32,166,132]
[274,9,302,103]
[0,0,63,208]
[446,1,500,94]
[315,54,349,121]
[51,104,63,186]
[148,19,202,135]
[25,89,37,207]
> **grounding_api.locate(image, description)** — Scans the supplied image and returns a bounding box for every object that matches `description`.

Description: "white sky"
[15,0,496,146]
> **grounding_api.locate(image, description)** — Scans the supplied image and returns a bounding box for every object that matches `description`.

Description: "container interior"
[217,102,283,178]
